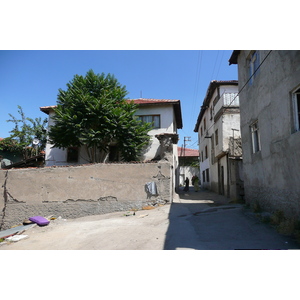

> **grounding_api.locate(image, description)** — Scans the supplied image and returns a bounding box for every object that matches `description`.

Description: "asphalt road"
[1,188,299,250]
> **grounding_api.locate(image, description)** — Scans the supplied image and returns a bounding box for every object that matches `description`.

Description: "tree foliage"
[48,70,152,162]
[0,106,48,159]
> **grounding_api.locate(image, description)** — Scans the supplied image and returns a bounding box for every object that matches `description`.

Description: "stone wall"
[0,162,172,230]
[237,50,300,218]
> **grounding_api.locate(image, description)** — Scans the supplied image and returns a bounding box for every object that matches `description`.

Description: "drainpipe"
[226,152,230,198]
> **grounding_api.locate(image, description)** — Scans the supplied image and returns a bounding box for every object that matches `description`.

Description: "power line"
[210,51,220,81]
[215,51,224,79]
[190,51,203,123]
[198,50,273,142]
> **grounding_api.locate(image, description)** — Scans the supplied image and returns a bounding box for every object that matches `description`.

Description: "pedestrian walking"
[183,177,189,192]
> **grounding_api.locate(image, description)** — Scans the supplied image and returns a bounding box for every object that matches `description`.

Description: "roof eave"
[229,50,240,65]
[193,80,238,132]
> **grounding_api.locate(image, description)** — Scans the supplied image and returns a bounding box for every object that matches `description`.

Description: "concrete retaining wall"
[0,162,172,230]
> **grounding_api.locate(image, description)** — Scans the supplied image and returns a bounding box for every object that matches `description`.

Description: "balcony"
[214,93,239,116]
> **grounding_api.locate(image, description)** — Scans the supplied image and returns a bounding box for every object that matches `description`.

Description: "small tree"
[1,105,48,159]
[48,70,151,163]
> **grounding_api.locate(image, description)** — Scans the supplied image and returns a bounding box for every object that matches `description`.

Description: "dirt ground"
[0,205,171,250]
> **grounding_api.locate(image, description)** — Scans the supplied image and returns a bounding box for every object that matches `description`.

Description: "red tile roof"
[40,98,183,129]
[127,98,180,105]
[178,147,199,157]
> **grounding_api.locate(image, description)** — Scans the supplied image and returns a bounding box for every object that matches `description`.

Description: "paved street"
[1,188,299,250]
[164,188,299,250]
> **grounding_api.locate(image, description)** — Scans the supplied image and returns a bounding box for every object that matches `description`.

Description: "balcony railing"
[214,93,239,115]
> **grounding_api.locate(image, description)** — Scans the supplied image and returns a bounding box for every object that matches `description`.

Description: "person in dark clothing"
[183,177,189,192]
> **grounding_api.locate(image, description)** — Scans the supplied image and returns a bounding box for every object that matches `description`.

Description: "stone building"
[229,50,300,217]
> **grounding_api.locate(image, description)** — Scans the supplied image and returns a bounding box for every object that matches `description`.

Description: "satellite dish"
[33,138,40,145]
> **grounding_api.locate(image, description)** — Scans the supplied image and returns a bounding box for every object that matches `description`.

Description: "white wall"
[136,105,176,161]
[197,84,240,195]
[45,105,177,165]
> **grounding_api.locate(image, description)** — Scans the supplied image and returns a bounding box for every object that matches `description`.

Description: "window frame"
[250,120,261,153]
[136,115,161,129]
[206,168,210,182]
[215,129,219,145]
[248,51,260,85]
[292,87,300,132]
[205,145,208,159]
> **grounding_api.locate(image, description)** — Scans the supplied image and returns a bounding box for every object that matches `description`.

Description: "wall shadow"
[163,187,226,250]
[163,187,300,250]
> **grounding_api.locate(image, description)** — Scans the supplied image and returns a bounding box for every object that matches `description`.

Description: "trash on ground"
[29,216,50,226]
[142,206,155,210]
[23,219,34,225]
[5,235,28,242]
[138,214,149,218]
[0,224,35,239]
[123,211,136,217]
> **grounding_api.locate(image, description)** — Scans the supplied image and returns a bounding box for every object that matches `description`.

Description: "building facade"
[229,50,300,217]
[194,80,243,200]
[41,98,182,166]
[178,147,200,186]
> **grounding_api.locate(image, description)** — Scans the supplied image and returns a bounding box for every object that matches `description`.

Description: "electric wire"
[197,50,273,143]
[190,51,202,122]
[210,50,220,81]
[215,51,224,80]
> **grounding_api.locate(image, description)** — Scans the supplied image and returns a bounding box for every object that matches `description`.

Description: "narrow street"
[164,187,300,250]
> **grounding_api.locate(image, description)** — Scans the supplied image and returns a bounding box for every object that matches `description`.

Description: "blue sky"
[0,50,237,149]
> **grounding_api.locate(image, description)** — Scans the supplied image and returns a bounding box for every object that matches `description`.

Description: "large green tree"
[48,70,152,163]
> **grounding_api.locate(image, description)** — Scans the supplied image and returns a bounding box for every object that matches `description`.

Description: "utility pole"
[183,136,191,177]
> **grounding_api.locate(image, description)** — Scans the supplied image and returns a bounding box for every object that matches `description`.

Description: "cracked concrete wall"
[237,51,300,218]
[0,162,171,229]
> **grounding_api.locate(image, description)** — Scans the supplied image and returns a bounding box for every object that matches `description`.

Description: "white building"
[40,98,182,167]
[194,80,243,200]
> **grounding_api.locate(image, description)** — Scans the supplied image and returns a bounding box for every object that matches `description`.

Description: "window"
[205,145,208,159]
[201,151,203,162]
[202,170,205,183]
[67,147,79,163]
[248,51,260,85]
[250,121,261,153]
[206,169,210,182]
[204,118,206,131]
[215,129,219,145]
[137,115,160,129]
[292,87,300,132]
[200,126,203,137]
